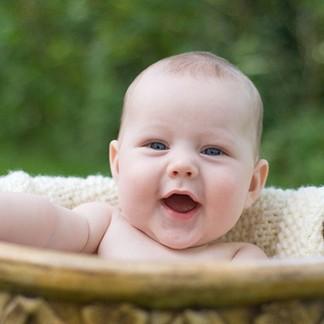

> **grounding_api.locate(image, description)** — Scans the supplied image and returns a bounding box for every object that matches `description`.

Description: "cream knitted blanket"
[0,171,323,258]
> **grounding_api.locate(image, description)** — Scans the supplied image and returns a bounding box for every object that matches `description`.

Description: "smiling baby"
[0,52,269,261]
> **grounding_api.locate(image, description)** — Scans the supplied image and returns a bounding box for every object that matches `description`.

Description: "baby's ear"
[245,159,269,209]
[109,140,120,180]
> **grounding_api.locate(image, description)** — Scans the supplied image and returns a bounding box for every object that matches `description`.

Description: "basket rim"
[0,242,323,308]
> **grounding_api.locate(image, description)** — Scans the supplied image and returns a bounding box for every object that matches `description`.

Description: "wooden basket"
[0,242,323,323]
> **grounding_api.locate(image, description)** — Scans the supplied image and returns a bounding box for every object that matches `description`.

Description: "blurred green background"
[0,1,323,188]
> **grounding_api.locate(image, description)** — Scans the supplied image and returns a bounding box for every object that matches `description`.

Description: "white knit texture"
[1,171,323,258]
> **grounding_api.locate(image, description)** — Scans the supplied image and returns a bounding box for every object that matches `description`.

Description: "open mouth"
[162,194,199,213]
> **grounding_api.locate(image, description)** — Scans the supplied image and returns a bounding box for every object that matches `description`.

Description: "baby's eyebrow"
[139,123,172,134]
[197,129,235,142]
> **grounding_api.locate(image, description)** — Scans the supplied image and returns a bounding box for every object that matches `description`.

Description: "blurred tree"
[0,0,323,186]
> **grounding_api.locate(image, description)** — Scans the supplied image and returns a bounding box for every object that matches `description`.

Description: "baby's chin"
[151,230,204,250]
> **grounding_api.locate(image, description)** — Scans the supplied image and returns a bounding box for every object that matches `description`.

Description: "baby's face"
[110,71,267,249]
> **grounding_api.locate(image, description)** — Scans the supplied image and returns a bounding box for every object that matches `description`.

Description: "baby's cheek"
[210,173,236,199]
[209,173,247,223]
[118,164,156,205]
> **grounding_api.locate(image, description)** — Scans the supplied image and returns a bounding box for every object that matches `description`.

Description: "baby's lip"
[162,189,201,205]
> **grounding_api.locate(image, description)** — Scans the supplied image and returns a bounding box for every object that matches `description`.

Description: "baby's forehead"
[122,70,258,130]
[124,66,257,119]
[128,65,246,100]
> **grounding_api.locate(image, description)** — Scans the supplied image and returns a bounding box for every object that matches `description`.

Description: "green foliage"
[0,0,323,186]
[263,110,324,187]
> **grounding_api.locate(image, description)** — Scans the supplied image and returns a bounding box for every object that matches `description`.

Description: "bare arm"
[232,243,268,262]
[0,192,112,253]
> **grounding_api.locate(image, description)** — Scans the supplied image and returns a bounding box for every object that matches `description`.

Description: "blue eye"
[201,147,223,156]
[148,142,167,150]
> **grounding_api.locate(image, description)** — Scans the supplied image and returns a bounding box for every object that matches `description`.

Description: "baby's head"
[110,52,269,249]
[120,51,263,158]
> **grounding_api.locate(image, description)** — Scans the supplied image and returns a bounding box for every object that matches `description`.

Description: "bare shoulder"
[73,201,114,216]
[73,202,113,253]
[231,242,268,261]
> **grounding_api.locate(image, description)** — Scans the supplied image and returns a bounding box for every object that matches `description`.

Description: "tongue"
[163,194,197,213]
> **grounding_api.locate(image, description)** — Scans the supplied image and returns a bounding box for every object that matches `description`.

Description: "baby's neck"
[97,211,240,262]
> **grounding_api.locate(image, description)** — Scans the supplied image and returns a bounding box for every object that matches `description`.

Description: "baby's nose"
[167,160,198,179]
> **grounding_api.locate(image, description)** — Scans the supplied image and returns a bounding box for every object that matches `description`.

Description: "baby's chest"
[97,214,237,262]
[97,215,165,261]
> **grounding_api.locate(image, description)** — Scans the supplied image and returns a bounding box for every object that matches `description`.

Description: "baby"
[0,52,269,261]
